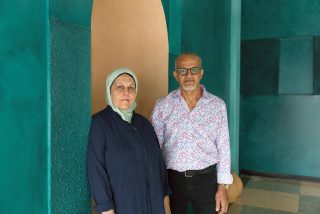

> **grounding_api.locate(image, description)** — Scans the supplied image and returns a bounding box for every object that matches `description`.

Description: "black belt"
[168,165,216,178]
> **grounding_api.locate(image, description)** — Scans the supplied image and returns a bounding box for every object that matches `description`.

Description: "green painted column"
[50,19,91,213]
[228,0,241,175]
[0,0,93,213]
[0,0,49,213]
[50,0,92,212]
[162,0,182,89]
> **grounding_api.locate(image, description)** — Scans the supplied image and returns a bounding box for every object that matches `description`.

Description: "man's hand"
[164,195,171,214]
[215,184,229,214]
[102,210,115,214]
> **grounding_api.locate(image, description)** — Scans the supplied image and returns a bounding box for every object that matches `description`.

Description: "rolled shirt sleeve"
[216,102,233,185]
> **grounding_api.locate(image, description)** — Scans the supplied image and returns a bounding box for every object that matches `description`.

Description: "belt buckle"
[184,170,193,178]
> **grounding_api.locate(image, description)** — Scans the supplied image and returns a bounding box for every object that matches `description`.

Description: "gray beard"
[182,84,196,91]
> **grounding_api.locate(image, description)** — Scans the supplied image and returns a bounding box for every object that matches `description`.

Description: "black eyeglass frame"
[175,67,202,76]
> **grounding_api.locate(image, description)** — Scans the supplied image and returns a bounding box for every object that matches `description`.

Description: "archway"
[91,0,169,117]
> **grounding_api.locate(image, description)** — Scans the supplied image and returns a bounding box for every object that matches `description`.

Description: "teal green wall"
[50,0,92,212]
[241,0,320,177]
[240,96,320,177]
[0,0,48,213]
[1,0,241,212]
[163,0,241,174]
[279,37,314,94]
[242,0,320,40]
[315,37,320,94]
[50,0,91,27]
[0,0,92,213]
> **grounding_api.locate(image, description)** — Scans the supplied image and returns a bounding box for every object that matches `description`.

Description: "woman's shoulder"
[91,107,113,125]
[92,107,106,118]
[133,112,149,123]
[133,112,154,128]
[133,113,158,140]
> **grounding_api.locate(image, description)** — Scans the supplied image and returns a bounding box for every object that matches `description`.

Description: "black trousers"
[168,169,218,214]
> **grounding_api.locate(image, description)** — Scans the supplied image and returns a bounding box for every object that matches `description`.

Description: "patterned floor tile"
[240,174,251,186]
[298,195,320,214]
[228,204,296,214]
[300,181,320,197]
[244,176,300,194]
[234,188,299,213]
[187,175,320,214]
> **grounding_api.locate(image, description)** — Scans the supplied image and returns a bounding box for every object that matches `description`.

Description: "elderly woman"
[88,67,171,214]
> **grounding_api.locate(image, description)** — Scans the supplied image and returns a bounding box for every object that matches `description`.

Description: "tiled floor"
[228,175,320,214]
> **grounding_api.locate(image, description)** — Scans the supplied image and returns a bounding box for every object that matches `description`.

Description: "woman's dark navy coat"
[88,106,170,214]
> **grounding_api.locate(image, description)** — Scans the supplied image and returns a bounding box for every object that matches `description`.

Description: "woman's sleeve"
[150,124,172,197]
[87,118,115,212]
[160,153,172,196]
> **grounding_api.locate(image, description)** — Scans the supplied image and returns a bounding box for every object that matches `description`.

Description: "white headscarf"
[106,67,138,123]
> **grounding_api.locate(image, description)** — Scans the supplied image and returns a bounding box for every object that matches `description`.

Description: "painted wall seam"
[46,0,51,213]
[229,0,241,174]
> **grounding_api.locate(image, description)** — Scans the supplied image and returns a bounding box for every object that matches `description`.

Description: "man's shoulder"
[155,89,179,107]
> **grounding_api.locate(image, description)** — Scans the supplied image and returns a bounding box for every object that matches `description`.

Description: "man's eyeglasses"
[175,67,201,76]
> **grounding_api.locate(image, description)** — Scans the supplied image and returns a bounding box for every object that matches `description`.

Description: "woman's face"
[110,73,136,110]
